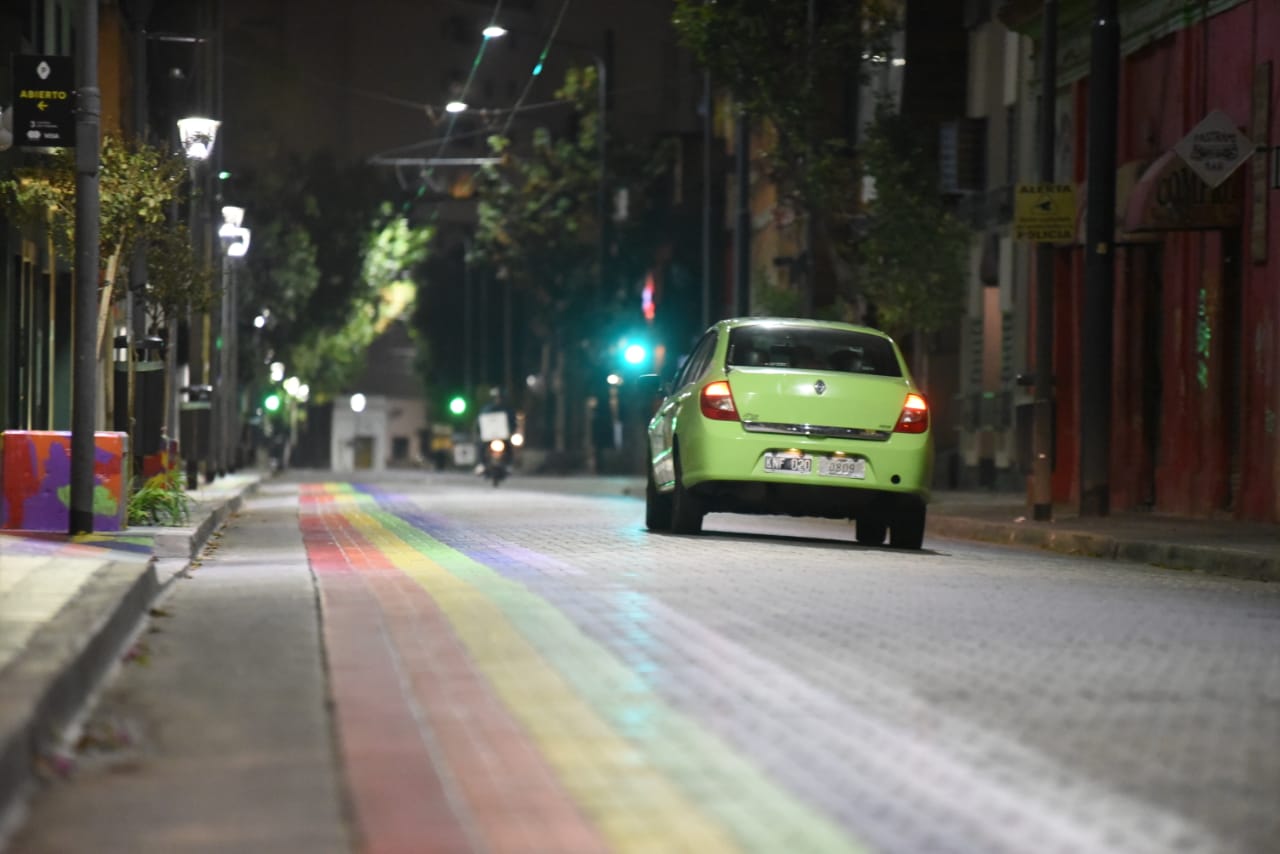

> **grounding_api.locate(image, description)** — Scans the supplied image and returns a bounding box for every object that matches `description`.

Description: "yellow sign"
[1014,183,1076,242]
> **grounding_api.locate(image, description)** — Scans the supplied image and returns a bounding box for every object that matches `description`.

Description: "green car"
[642,318,933,548]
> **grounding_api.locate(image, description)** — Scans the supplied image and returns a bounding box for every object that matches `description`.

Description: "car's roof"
[714,316,896,341]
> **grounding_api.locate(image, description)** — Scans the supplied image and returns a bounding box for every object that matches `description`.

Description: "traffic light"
[623,342,648,366]
[448,395,468,416]
[617,336,651,372]
[264,392,281,413]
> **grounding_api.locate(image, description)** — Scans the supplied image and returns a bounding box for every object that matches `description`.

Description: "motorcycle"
[481,431,522,487]
[483,438,509,487]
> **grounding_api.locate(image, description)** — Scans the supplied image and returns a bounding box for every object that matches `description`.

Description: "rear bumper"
[676,420,933,514]
[689,479,926,520]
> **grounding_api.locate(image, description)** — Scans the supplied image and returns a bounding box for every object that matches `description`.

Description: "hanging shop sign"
[11,55,75,148]
[1124,150,1243,233]
[1174,110,1254,189]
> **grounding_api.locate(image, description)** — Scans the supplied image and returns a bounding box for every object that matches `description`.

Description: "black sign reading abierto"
[12,54,75,148]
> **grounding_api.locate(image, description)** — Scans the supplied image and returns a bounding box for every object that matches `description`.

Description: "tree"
[234,154,411,402]
[2,136,192,358]
[289,207,432,398]
[470,66,605,452]
[858,101,968,380]
[673,0,901,313]
[2,135,211,446]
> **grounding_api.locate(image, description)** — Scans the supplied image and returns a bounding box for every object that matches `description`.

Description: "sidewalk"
[0,470,1275,839]
[926,490,1280,583]
[0,470,263,837]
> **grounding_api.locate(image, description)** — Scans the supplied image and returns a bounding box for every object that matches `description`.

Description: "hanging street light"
[177,116,220,160]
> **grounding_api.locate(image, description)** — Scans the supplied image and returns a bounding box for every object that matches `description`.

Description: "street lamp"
[177,116,220,160]
[218,205,250,473]
[178,115,222,485]
[349,392,368,471]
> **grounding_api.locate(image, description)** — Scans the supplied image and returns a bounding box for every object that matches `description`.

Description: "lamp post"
[70,0,101,534]
[177,116,220,488]
[218,205,249,473]
[349,392,367,471]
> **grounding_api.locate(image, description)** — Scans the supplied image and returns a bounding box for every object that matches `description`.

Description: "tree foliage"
[857,103,968,339]
[233,154,419,399]
[673,0,969,340]
[145,221,219,322]
[289,209,432,398]
[672,0,897,228]
[2,135,187,274]
[471,66,604,339]
[1,135,200,347]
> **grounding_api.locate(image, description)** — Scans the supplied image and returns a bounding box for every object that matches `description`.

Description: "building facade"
[983,0,1280,522]
[1,0,132,435]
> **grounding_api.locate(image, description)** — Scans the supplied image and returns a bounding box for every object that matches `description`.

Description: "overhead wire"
[392,0,597,195]
[415,0,507,192]
[501,0,575,137]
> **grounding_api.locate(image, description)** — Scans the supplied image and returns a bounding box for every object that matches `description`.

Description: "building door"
[353,436,374,470]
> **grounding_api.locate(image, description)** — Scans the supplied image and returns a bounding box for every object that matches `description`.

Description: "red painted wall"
[1055,2,1279,522]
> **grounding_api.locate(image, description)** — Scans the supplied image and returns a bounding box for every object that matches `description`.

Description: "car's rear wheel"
[855,517,887,546]
[670,450,704,535]
[889,502,926,549]
[645,462,672,531]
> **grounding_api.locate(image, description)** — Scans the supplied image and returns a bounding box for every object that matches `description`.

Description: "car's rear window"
[726,326,902,377]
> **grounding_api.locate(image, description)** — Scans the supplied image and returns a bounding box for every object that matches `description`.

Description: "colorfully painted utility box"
[0,430,129,532]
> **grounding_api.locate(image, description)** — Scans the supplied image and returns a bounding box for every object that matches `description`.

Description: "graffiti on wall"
[0,431,129,532]
[1196,288,1212,391]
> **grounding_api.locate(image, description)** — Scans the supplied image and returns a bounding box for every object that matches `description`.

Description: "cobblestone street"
[8,472,1279,853]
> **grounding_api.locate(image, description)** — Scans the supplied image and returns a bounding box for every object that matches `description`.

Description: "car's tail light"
[894,393,929,434]
[700,380,739,421]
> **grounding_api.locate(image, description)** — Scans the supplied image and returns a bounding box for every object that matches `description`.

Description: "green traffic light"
[449,396,468,416]
[264,393,281,412]
[623,343,648,365]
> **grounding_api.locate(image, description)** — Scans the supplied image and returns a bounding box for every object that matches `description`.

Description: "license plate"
[764,452,812,474]
[819,456,866,479]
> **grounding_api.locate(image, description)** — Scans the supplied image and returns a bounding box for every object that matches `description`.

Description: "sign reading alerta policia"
[12,55,75,148]
[1014,183,1076,242]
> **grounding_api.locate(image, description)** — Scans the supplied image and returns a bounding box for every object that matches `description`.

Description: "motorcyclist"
[476,387,517,477]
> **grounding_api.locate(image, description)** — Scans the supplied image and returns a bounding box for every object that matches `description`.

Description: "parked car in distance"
[641,317,933,548]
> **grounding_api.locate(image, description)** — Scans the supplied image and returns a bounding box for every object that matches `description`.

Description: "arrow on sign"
[37,101,48,111]
[1037,197,1054,212]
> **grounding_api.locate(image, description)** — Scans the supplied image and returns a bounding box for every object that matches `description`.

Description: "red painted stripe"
[301,498,607,853]
[302,511,473,853]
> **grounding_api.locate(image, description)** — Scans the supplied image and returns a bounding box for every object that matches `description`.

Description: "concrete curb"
[151,480,256,561]
[0,473,262,837]
[0,557,157,833]
[927,515,1280,583]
